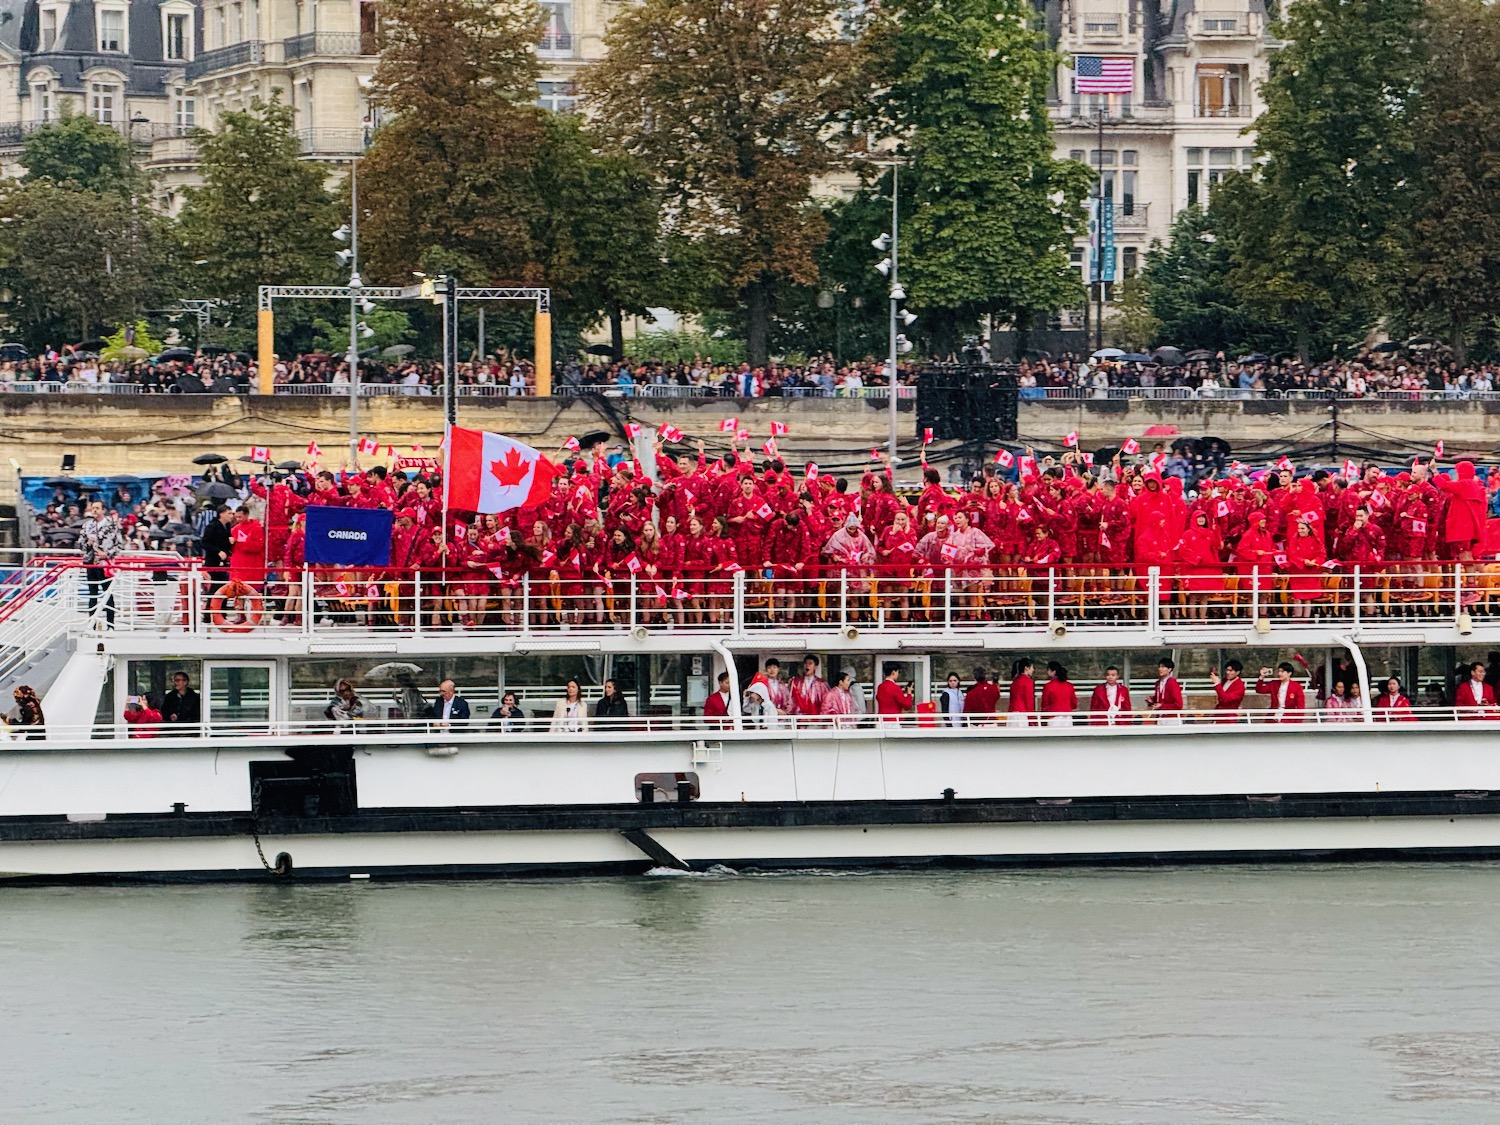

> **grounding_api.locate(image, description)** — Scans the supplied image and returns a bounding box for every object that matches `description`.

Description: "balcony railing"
[539,33,575,54]
[1195,105,1251,118]
[284,31,378,61]
[1197,13,1247,34]
[1110,202,1150,229]
[184,40,267,80]
[296,129,370,155]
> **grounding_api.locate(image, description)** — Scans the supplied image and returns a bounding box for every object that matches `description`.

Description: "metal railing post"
[1148,566,1161,634]
[1352,566,1361,628]
[733,569,746,632]
[1251,565,1260,623]
[1046,566,1056,631]
[942,568,952,630]
[1455,563,1465,624]
[629,575,637,629]
[839,568,848,629]
[521,573,532,635]
[413,570,423,638]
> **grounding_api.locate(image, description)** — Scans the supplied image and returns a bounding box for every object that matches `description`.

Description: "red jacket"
[964,680,1000,715]
[702,689,733,726]
[1089,682,1132,723]
[1455,679,1497,714]
[1040,679,1078,715]
[876,678,914,715]
[1255,678,1307,721]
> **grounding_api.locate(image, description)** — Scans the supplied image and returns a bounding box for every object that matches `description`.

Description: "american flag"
[1075,56,1135,94]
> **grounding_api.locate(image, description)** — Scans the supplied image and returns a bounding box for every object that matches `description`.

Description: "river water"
[4,864,1500,1124]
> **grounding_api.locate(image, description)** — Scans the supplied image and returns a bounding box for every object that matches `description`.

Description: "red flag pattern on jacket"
[444,425,558,514]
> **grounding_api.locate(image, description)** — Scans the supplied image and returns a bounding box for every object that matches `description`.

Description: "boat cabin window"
[288,656,499,725]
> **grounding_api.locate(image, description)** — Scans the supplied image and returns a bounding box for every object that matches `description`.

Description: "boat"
[3,551,1500,882]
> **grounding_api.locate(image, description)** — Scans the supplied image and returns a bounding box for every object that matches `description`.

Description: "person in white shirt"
[428,679,470,727]
[550,678,589,733]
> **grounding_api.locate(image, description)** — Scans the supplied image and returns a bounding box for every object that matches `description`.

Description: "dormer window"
[165,11,192,60]
[39,6,58,51]
[98,7,126,52]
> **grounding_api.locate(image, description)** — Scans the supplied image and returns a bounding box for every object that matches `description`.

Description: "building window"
[90,82,120,124]
[98,8,126,52]
[537,81,578,113]
[1070,245,1085,283]
[1185,149,1235,208]
[231,2,244,42]
[540,2,574,54]
[1121,170,1137,215]
[1196,64,1247,117]
[1083,14,1120,35]
[1089,149,1118,167]
[39,7,58,51]
[1201,16,1239,32]
[1122,149,1137,166]
[1069,149,1085,162]
[166,13,191,60]
[173,87,196,130]
[32,83,53,123]
[1071,90,1132,119]
[215,6,226,48]
[1122,247,1139,278]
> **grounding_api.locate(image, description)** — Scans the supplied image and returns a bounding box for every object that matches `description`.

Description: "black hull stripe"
[4,790,1500,842]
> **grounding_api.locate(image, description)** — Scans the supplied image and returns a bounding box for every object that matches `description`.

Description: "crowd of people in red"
[205,434,1495,628]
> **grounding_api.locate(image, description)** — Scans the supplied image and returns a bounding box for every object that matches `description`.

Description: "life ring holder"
[209,580,264,632]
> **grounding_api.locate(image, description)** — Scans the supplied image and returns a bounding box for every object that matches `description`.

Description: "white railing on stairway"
[0,569,84,687]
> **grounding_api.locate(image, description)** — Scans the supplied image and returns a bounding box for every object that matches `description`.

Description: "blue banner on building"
[305,506,393,567]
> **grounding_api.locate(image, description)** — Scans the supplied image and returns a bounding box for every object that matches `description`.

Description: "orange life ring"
[209,580,264,632]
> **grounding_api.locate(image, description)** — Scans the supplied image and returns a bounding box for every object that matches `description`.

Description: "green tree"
[1141,207,1290,354]
[1216,0,1421,359]
[531,114,695,360]
[312,307,414,355]
[358,0,550,286]
[1105,277,1161,351]
[584,0,865,365]
[21,111,137,194]
[865,0,1093,349]
[0,180,171,345]
[176,97,340,327]
[1389,0,1500,361]
[100,319,166,360]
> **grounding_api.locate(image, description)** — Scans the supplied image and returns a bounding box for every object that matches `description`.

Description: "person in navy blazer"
[428,679,470,726]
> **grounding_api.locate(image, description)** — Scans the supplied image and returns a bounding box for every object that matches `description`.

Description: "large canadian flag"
[444,425,557,514]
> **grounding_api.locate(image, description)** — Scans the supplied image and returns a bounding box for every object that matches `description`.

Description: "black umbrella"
[276,460,302,471]
[41,477,79,488]
[157,347,195,361]
[1238,352,1270,364]
[578,430,612,448]
[1184,349,1215,362]
[1153,346,1185,366]
[197,482,235,500]
[584,344,615,357]
[0,342,28,360]
[102,474,142,484]
[191,453,228,465]
[1369,341,1400,354]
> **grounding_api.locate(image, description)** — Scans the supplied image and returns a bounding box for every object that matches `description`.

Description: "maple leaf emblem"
[490,446,533,488]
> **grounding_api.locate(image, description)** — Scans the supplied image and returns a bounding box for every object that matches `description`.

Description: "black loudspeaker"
[916,366,1018,443]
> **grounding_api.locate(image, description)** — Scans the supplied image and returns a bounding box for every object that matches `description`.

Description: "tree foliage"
[1216,0,1421,358]
[865,0,1092,347]
[21,111,137,194]
[1387,0,1500,360]
[358,0,549,286]
[177,97,340,326]
[584,0,865,365]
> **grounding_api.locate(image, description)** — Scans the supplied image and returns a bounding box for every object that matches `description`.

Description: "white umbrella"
[368,661,424,677]
[1091,348,1126,359]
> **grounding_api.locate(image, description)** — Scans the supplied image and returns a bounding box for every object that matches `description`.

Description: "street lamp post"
[869,159,914,466]
[335,161,374,461]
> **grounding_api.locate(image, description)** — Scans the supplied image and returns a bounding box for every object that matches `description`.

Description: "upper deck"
[5,553,1497,661]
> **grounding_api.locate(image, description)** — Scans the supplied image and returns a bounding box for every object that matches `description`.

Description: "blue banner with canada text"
[304,506,392,567]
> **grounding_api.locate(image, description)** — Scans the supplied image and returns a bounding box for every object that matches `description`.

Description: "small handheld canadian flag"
[1273,552,1289,567]
[306,441,322,460]
[995,449,1015,467]
[1150,452,1167,470]
[1063,430,1079,448]
[357,437,380,456]
[1434,439,1445,458]
[1122,437,1140,455]
[563,436,581,452]
[1277,456,1294,472]
[624,422,642,439]
[625,554,642,574]
[871,448,882,460]
[1216,500,1230,518]
[923,427,934,444]
[939,542,960,562]
[1321,559,1340,570]
[755,502,774,519]
[735,429,751,441]
[762,438,779,457]
[1017,507,1033,522]
[248,445,270,463]
[806,463,819,481]
[769,421,789,437]
[1413,518,1428,534]
[1082,452,1095,466]
[719,418,739,433]
[1370,489,1388,508]
[1343,459,1359,481]
[658,423,685,443]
